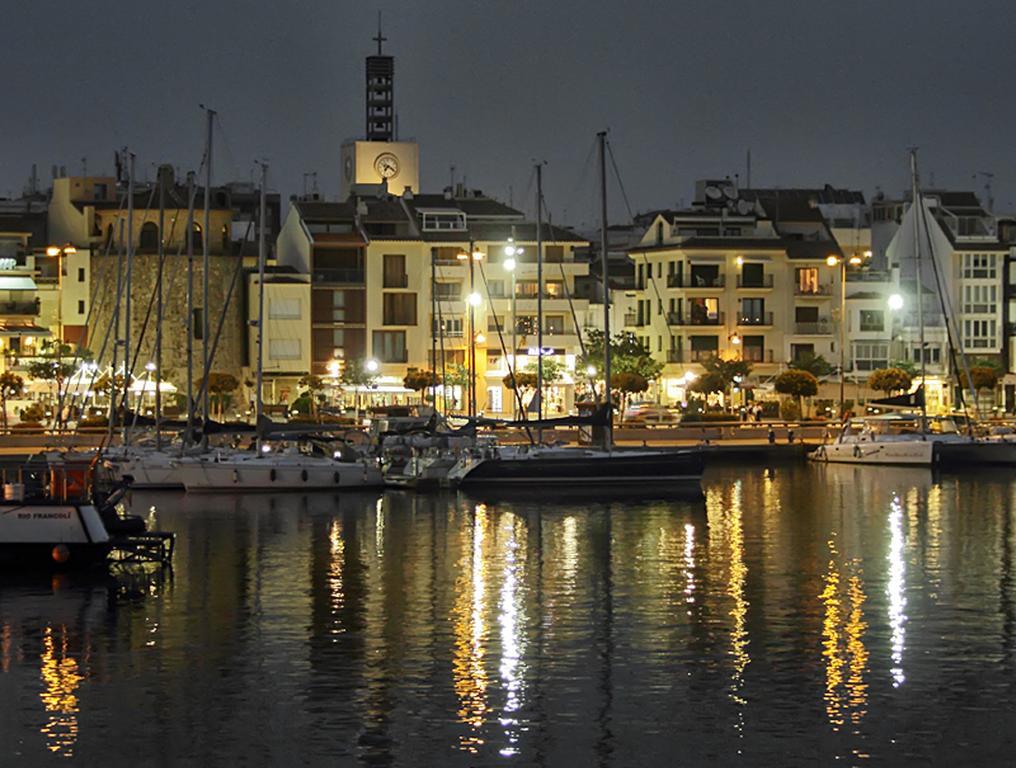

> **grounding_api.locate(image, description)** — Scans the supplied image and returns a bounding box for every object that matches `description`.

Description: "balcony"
[687,311,724,326]
[0,299,40,316]
[794,283,833,297]
[665,349,719,363]
[737,275,774,288]
[624,312,638,326]
[666,311,682,325]
[738,312,773,326]
[667,274,725,289]
[793,320,832,335]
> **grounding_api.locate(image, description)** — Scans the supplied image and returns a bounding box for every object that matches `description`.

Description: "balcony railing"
[624,313,638,326]
[666,311,682,325]
[738,312,773,326]
[667,274,725,288]
[794,283,833,296]
[687,311,724,326]
[737,274,774,288]
[793,320,832,334]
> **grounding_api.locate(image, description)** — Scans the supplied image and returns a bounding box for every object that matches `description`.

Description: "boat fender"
[270,469,277,482]
[233,470,239,483]
[52,544,70,564]
[853,445,862,458]
[301,469,308,482]
[334,471,341,484]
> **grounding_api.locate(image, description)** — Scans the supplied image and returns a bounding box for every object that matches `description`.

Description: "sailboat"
[176,162,383,492]
[446,135,705,488]
[809,150,980,467]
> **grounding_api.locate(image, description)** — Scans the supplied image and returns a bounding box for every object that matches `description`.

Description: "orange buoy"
[52,544,71,564]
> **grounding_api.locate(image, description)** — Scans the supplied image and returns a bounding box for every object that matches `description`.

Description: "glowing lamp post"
[827,253,864,419]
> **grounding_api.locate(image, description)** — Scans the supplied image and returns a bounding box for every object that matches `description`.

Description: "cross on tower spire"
[373,11,387,55]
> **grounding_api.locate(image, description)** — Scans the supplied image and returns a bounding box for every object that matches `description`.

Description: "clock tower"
[340,15,420,198]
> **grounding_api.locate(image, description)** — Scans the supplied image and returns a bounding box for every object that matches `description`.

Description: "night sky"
[3,0,1014,225]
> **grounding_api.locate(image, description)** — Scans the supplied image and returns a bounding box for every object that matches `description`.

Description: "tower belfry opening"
[366,13,394,142]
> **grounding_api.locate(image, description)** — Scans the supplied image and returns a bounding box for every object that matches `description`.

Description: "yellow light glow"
[457,252,469,261]
[46,246,61,257]
[735,256,744,266]
[63,246,77,255]
[474,332,486,344]
[848,255,863,267]
[467,292,483,307]
[730,333,741,345]
[472,251,483,261]
[826,255,839,267]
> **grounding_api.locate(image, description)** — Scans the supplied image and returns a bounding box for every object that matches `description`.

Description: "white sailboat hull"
[178,457,383,492]
[809,440,936,466]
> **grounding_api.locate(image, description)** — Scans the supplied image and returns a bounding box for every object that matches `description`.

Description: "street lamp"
[827,253,864,419]
[365,358,379,373]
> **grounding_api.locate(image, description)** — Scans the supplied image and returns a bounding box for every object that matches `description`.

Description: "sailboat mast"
[202,107,214,447]
[598,131,612,450]
[123,151,135,446]
[155,167,165,451]
[255,161,268,453]
[108,214,124,444]
[185,172,195,448]
[910,149,927,424]
[535,163,544,435]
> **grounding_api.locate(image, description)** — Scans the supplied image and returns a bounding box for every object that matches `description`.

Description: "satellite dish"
[705,185,722,201]
[722,184,737,199]
[737,199,753,215]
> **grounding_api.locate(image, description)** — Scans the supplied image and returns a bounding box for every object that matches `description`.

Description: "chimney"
[157,164,175,190]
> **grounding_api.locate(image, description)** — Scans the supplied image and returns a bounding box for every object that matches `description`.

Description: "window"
[742,335,765,362]
[269,298,301,319]
[690,336,719,361]
[269,339,301,360]
[330,329,346,358]
[741,262,765,287]
[962,253,997,279]
[372,330,407,362]
[486,350,503,369]
[139,222,159,253]
[795,267,820,293]
[486,315,504,333]
[796,306,819,322]
[383,292,417,325]
[516,315,538,335]
[910,344,941,364]
[545,245,564,263]
[689,264,720,287]
[963,319,997,349]
[853,342,888,371]
[383,254,407,287]
[545,281,565,298]
[434,281,461,300]
[515,281,539,298]
[740,298,765,324]
[859,309,884,332]
[487,279,505,298]
[331,291,346,321]
[77,267,85,283]
[689,297,720,324]
[963,284,997,314]
[421,211,467,232]
[77,300,85,315]
[486,386,503,413]
[791,343,815,362]
[544,316,565,334]
[432,317,463,337]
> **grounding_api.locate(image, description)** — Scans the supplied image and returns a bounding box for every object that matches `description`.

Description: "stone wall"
[88,253,247,392]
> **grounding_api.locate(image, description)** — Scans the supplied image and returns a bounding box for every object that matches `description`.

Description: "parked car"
[622,402,678,425]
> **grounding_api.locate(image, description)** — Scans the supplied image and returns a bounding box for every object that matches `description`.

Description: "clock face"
[374,152,400,179]
[343,156,353,181]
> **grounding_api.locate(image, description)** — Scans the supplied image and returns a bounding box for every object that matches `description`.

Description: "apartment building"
[627,181,857,404]
[277,187,589,414]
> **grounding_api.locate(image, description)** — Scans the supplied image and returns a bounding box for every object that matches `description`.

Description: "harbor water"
[0,464,1013,765]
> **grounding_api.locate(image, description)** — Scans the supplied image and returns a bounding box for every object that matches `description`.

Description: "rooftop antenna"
[81,157,88,176]
[450,164,456,189]
[746,148,752,189]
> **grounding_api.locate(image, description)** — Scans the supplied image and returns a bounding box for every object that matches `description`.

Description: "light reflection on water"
[0,465,1013,766]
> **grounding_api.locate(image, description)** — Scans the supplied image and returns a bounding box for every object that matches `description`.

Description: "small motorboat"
[0,456,174,570]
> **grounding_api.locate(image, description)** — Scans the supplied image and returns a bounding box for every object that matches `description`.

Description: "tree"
[26,357,77,428]
[298,374,325,419]
[0,372,23,430]
[959,365,1000,412]
[868,367,912,396]
[341,358,380,421]
[403,367,434,400]
[204,372,240,419]
[502,360,563,413]
[699,355,753,397]
[774,369,818,416]
[580,329,663,398]
[687,371,727,396]
[790,352,834,378]
[612,371,649,419]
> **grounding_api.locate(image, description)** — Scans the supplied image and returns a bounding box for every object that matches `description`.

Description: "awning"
[0,323,50,337]
[130,379,178,395]
[0,276,38,291]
